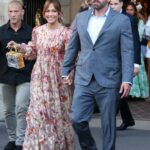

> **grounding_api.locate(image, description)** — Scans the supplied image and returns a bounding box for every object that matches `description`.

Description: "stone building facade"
[0,0,82,26]
[61,0,82,25]
[24,0,83,26]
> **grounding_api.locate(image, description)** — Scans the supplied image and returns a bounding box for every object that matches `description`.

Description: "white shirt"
[87,7,110,44]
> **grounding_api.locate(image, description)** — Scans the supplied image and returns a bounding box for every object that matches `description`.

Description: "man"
[79,0,92,12]
[61,0,134,149]
[110,0,141,130]
[0,1,34,150]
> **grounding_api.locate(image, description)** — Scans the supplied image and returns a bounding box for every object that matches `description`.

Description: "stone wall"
[61,0,82,25]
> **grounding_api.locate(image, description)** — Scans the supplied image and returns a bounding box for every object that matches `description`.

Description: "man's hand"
[62,75,72,85]
[119,83,131,99]
[134,67,139,76]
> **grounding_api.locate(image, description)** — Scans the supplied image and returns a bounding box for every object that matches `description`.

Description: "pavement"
[0,118,150,150]
[128,98,150,121]
[0,92,150,150]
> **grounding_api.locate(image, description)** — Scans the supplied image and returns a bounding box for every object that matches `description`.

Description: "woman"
[8,0,74,149]
[125,2,149,99]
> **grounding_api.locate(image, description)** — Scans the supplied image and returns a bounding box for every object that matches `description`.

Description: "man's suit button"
[93,48,95,51]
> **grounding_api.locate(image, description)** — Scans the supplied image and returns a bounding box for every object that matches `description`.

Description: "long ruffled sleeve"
[63,27,75,79]
[20,28,37,60]
[64,27,72,50]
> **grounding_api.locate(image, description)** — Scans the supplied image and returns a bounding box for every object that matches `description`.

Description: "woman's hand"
[7,41,20,50]
[62,75,73,85]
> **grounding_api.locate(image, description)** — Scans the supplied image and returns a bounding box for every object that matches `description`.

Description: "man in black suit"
[110,0,141,130]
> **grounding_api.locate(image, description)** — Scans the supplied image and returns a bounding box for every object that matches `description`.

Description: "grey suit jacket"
[61,8,134,88]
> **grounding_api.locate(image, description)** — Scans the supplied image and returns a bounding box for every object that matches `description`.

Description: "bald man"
[0,1,34,149]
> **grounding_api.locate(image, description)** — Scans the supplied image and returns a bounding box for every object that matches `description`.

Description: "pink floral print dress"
[21,24,74,150]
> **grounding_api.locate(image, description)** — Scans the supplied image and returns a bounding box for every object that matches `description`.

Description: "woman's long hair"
[43,0,63,23]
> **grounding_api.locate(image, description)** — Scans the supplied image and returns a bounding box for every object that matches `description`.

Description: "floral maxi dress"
[22,24,74,150]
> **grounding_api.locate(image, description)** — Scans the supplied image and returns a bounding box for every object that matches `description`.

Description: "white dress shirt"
[87,7,110,44]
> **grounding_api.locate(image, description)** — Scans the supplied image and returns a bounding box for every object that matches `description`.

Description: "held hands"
[119,83,131,99]
[62,75,73,85]
[134,67,139,76]
[7,41,20,50]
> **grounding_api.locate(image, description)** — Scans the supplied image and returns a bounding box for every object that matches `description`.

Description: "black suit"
[126,13,141,64]
[118,13,141,124]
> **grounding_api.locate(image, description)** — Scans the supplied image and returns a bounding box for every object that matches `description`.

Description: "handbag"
[6,47,25,69]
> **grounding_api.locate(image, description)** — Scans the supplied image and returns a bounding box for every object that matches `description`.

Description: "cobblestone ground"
[0,95,150,120]
[128,99,150,121]
[0,95,150,150]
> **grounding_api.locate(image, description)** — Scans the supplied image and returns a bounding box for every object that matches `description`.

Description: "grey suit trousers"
[71,76,119,150]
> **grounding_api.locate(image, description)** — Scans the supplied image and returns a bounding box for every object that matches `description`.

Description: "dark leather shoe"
[116,122,135,130]
[16,145,22,150]
[4,141,16,150]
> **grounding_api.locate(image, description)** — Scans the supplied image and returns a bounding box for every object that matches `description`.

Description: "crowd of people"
[0,0,150,150]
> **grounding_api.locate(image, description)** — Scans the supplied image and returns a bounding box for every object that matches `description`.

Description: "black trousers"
[117,98,134,123]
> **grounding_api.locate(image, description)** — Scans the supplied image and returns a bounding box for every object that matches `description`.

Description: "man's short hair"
[9,0,24,9]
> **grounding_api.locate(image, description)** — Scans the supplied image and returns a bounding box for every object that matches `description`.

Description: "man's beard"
[92,0,108,10]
